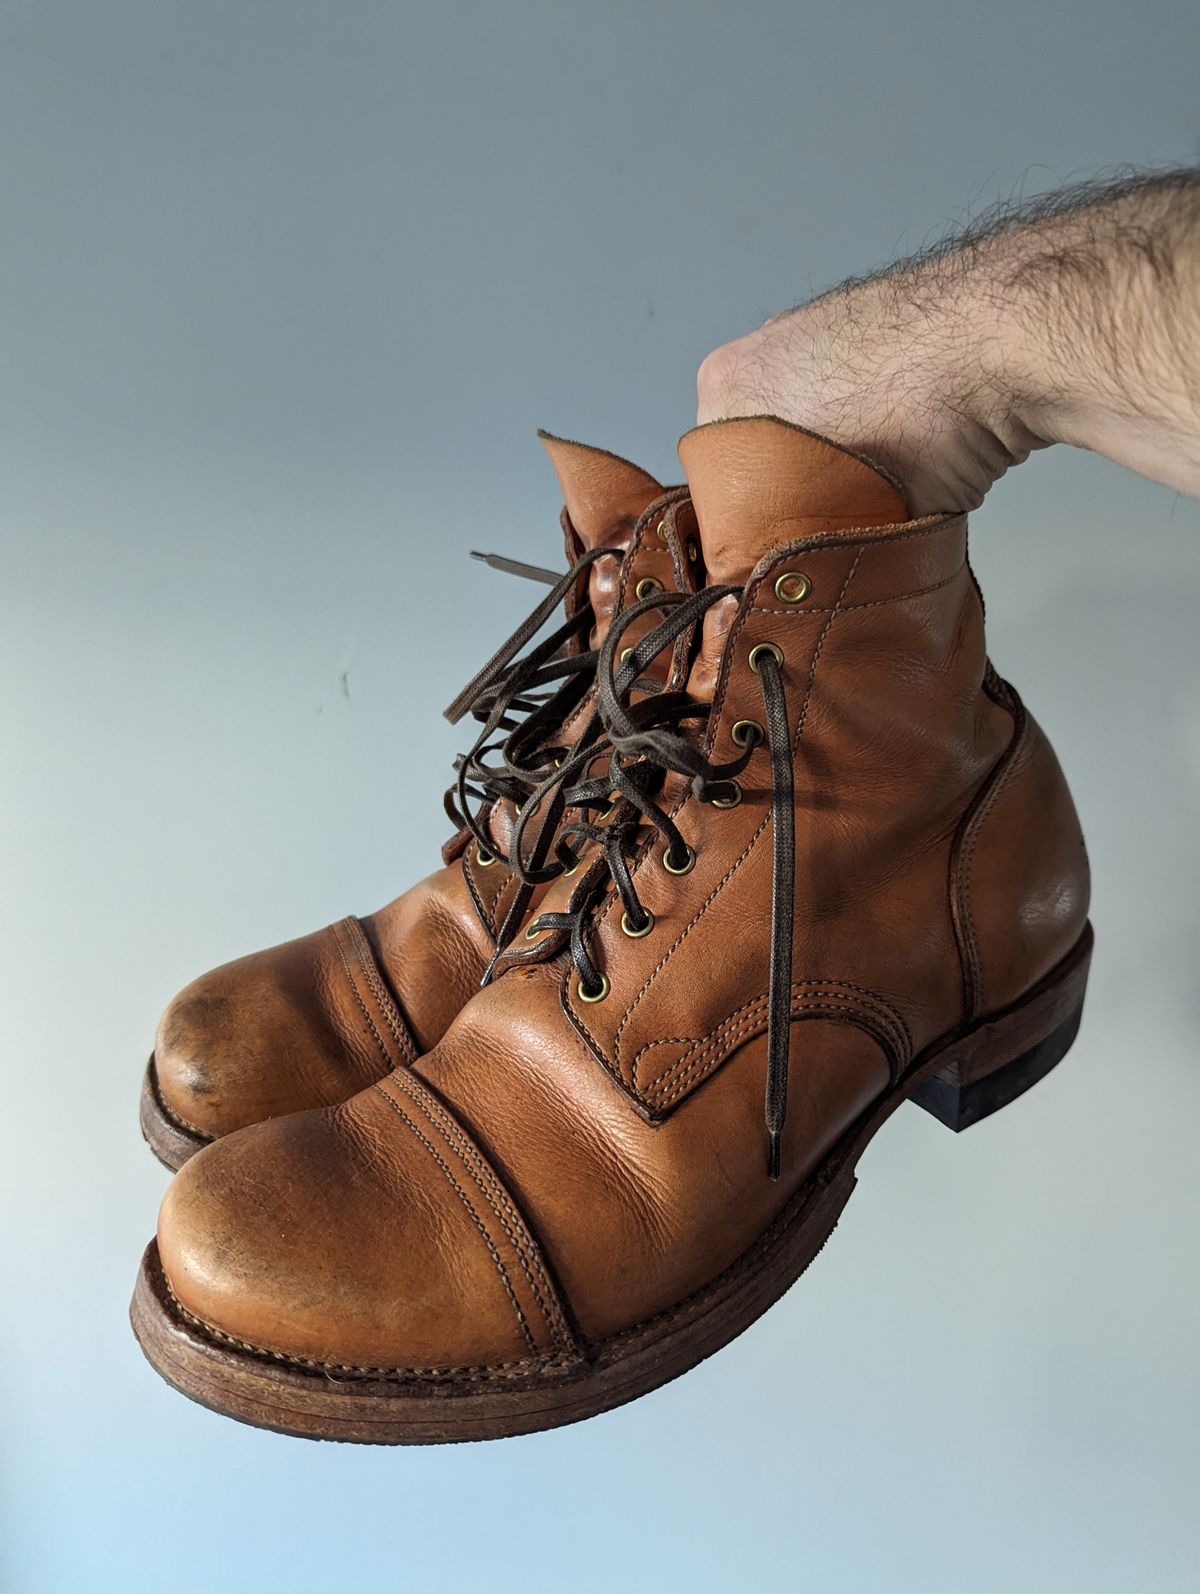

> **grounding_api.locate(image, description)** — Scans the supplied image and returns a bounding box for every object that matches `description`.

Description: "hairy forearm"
[698,170,1200,512]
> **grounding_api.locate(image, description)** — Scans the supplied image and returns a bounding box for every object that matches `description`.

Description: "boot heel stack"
[909,924,1094,1132]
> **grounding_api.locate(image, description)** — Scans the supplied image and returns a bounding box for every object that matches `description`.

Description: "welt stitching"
[751,561,965,616]
[158,972,923,1388]
[642,988,906,1098]
[163,1272,566,1380]
[611,547,863,1086]
[148,1063,212,1140]
[342,918,419,1066]
[160,964,979,1396]
[637,981,911,1095]
[371,1085,539,1357]
[164,1057,857,1381]
[384,1070,571,1349]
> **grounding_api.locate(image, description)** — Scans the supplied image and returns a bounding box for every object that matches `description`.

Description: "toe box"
[153,924,393,1139]
[156,1079,570,1372]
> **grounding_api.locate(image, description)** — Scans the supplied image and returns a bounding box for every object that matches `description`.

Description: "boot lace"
[500,585,797,1180]
[442,543,634,952]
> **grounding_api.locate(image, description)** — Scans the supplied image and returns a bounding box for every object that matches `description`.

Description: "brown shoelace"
[500,586,797,1178]
[442,544,630,953]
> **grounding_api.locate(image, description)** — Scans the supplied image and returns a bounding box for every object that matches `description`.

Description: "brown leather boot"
[133,417,1092,1441]
[139,433,696,1168]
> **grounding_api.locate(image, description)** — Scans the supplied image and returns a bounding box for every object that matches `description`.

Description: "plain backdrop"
[3,4,1199,1591]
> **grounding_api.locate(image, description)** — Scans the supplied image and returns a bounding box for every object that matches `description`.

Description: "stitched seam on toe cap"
[371,1085,539,1357]
[329,922,412,1083]
[339,917,420,1067]
[160,1112,856,1383]
[383,1070,574,1351]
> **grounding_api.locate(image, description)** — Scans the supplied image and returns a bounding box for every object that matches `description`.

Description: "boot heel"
[909,924,1093,1133]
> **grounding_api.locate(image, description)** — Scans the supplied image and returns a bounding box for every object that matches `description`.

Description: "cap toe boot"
[141,436,688,1167]
[134,417,1091,1440]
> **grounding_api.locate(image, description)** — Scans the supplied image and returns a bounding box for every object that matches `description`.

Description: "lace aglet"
[443,691,474,726]
[767,1129,782,1181]
[470,550,561,587]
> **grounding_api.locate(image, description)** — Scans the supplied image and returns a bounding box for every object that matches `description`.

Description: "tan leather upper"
[153,437,683,1140]
[158,417,1090,1371]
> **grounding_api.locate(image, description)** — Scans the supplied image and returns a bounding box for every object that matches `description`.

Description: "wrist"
[698,268,1029,515]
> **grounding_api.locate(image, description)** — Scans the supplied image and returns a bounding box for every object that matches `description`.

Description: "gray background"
[3,3,1199,1591]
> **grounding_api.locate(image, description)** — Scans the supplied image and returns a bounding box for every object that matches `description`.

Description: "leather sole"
[138,1056,211,1172]
[130,923,1093,1443]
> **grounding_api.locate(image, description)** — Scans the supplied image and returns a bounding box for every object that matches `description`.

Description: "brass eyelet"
[774,570,811,604]
[563,859,580,877]
[524,919,544,940]
[731,718,763,748]
[662,843,696,876]
[709,782,742,809]
[655,517,669,544]
[687,539,698,563]
[576,972,610,1004]
[635,576,663,600]
[620,647,635,664]
[620,909,655,938]
[475,847,498,867]
[749,642,785,674]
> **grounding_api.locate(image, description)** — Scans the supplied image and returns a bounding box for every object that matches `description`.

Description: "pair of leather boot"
[131,417,1092,1443]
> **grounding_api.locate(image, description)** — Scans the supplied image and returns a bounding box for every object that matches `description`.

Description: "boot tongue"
[540,430,664,550]
[539,430,666,638]
[677,417,908,585]
[675,417,910,706]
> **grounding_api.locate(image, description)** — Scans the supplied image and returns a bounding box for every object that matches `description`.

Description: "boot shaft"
[546,420,1089,1109]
